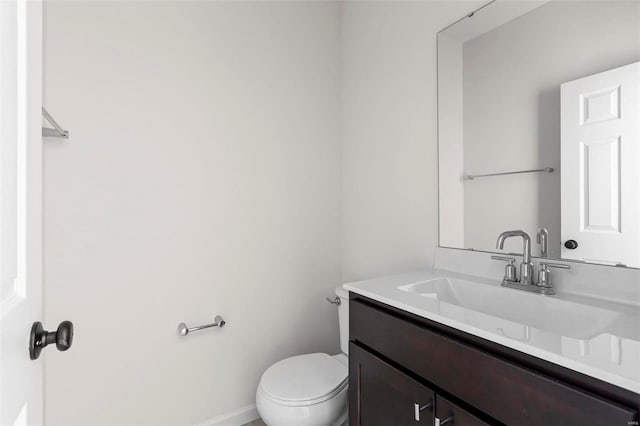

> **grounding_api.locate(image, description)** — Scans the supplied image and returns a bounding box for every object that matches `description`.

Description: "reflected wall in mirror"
[438,0,640,268]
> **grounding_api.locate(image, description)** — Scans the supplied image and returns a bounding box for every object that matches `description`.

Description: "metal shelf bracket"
[42,107,69,139]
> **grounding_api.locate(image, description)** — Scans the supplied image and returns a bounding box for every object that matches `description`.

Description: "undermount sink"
[398,277,620,339]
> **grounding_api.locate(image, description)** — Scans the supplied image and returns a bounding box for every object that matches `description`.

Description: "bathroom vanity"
[345,266,640,426]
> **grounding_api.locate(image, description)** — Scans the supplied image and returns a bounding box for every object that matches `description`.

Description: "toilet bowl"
[256,286,349,426]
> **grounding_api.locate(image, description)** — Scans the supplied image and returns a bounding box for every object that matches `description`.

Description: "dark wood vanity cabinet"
[349,295,640,426]
[350,342,489,425]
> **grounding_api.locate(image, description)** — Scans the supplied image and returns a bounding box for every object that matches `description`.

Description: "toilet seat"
[259,353,348,407]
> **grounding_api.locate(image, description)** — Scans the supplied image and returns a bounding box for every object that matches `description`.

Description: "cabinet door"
[349,343,435,425]
[435,396,491,426]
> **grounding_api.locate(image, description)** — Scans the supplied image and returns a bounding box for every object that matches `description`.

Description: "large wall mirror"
[437,0,640,268]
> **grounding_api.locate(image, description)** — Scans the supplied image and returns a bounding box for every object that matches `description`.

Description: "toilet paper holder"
[178,315,226,336]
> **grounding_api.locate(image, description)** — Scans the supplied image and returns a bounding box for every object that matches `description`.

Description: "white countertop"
[344,268,640,394]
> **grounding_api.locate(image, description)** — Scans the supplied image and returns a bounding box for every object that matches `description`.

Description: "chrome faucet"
[496,230,534,284]
[493,230,570,295]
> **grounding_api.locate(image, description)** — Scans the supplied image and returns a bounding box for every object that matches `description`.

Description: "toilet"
[256,285,349,426]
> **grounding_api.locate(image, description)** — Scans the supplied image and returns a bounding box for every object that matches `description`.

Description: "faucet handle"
[540,262,571,270]
[491,255,517,282]
[491,255,515,263]
[537,262,570,290]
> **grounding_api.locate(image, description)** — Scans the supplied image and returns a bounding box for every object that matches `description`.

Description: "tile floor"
[242,419,266,426]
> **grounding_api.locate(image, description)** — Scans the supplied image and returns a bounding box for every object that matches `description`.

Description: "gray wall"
[44,2,341,424]
[438,33,465,249]
[341,1,481,282]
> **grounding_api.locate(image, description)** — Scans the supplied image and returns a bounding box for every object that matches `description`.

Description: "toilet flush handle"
[325,296,341,306]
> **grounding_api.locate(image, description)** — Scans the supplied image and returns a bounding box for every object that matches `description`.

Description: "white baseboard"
[195,404,259,426]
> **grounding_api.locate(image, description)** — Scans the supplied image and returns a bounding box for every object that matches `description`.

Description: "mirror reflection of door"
[560,62,640,267]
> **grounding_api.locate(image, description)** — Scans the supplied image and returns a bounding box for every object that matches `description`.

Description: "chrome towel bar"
[178,315,226,336]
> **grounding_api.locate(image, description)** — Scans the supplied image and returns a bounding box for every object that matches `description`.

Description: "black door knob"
[29,320,74,360]
[564,240,579,250]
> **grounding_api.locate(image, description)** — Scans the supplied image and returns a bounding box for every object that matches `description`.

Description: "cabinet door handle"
[435,415,454,426]
[414,402,432,421]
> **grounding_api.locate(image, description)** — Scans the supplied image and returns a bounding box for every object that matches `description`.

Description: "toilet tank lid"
[335,285,348,299]
[259,353,347,405]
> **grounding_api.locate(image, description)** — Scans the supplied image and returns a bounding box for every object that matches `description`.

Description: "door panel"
[0,0,43,423]
[349,343,435,426]
[436,396,491,426]
[561,61,640,266]
[579,137,620,232]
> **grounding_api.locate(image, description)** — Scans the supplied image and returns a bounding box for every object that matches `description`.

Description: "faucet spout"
[496,230,531,264]
[496,230,534,284]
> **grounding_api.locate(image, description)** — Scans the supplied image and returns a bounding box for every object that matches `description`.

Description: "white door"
[561,62,640,267]
[0,0,43,424]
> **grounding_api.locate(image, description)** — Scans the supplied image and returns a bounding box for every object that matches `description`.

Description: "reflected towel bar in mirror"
[465,167,553,180]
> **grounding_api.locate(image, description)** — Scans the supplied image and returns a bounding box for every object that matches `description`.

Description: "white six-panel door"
[561,62,640,267]
[0,0,43,424]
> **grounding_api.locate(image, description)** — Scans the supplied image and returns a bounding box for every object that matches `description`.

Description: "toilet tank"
[335,285,349,355]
